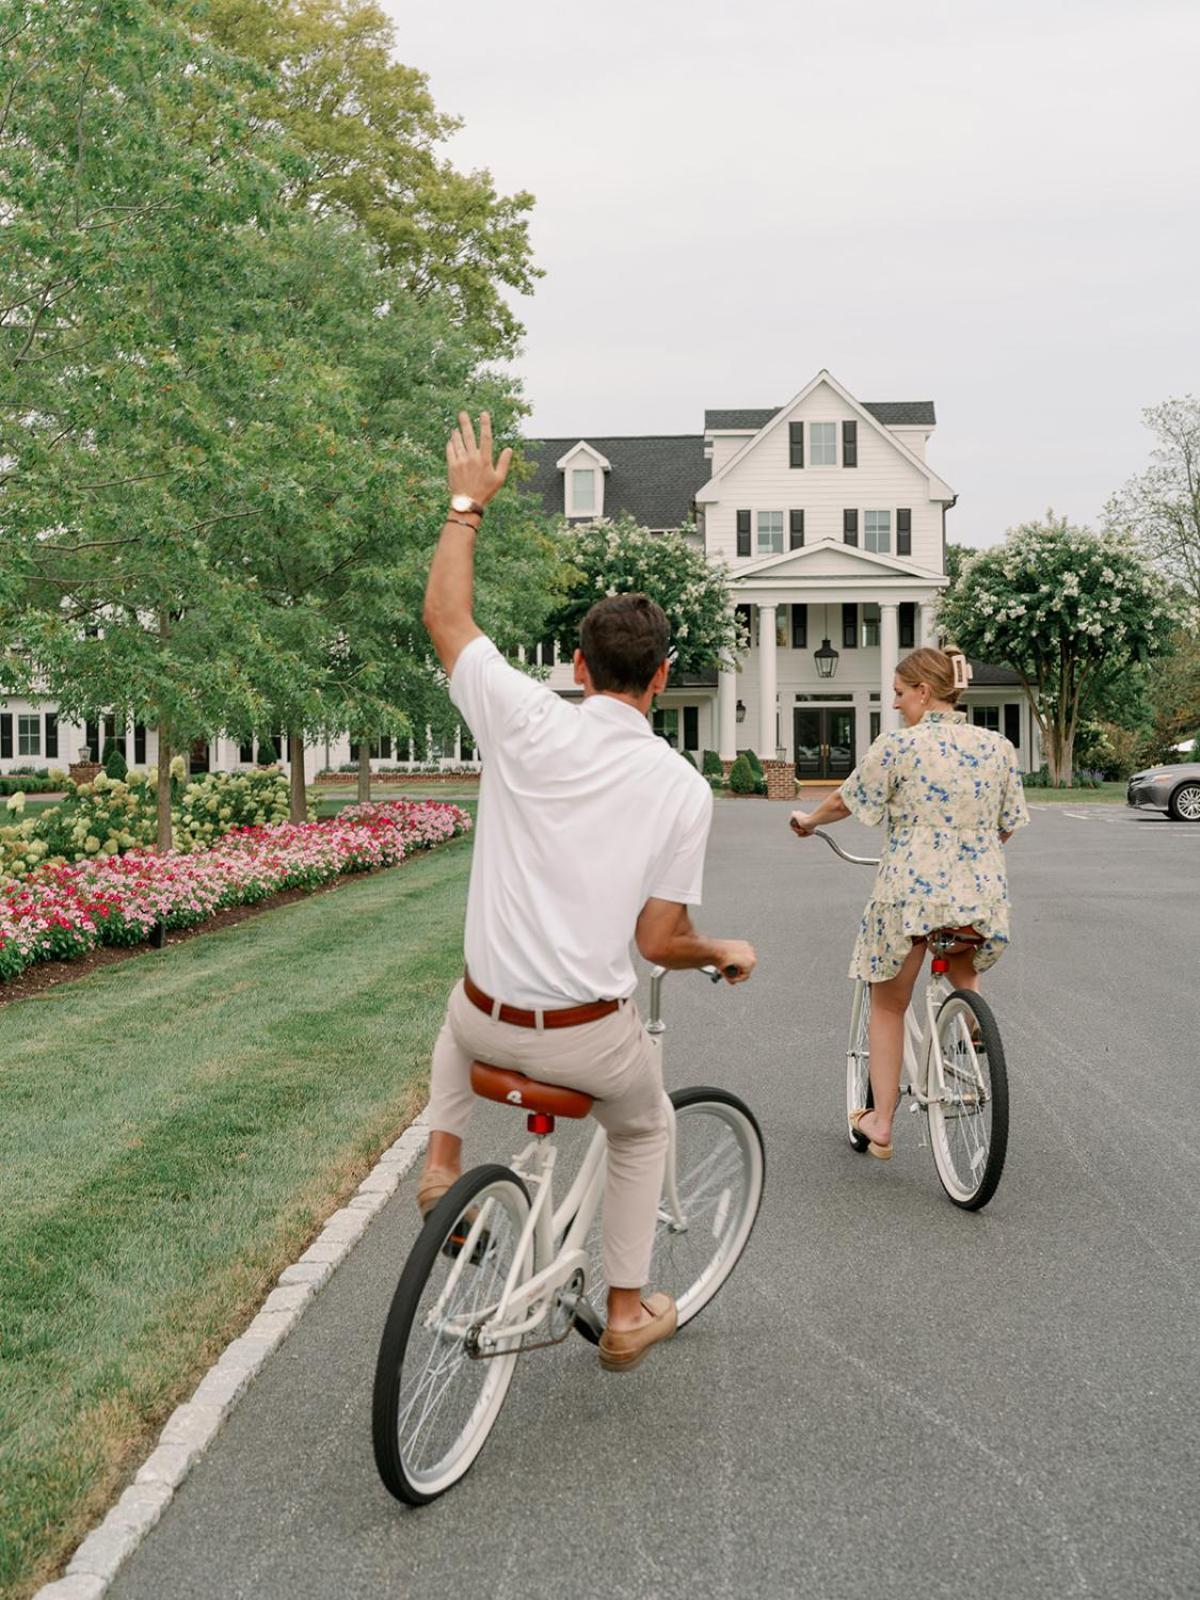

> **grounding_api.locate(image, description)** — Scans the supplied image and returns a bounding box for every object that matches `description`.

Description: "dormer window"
[571,468,596,515]
[556,440,611,521]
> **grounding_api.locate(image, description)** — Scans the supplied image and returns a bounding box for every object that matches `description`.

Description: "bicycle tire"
[846,979,874,1152]
[372,1164,530,1505]
[574,1086,765,1344]
[927,989,1009,1210]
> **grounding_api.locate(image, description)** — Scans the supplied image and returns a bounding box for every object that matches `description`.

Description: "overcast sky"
[387,0,1198,547]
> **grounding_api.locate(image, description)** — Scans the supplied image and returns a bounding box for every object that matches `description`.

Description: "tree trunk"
[288,728,307,823]
[156,722,173,852]
[356,740,371,804]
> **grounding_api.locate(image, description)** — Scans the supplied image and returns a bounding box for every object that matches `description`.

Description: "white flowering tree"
[939,514,1178,784]
[546,518,743,677]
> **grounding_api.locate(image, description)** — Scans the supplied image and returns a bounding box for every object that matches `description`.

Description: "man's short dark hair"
[579,593,671,694]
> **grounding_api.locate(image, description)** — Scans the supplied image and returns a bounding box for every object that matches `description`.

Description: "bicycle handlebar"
[650,963,739,983]
[811,827,879,867]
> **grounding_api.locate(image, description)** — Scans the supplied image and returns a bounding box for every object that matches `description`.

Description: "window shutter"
[1004,702,1021,748]
[843,509,859,547]
[842,603,858,649]
[0,713,11,759]
[842,420,857,467]
[897,508,912,556]
[736,509,751,557]
[86,721,100,760]
[791,603,808,649]
[239,739,254,764]
[789,509,805,549]
[135,724,147,764]
[683,706,699,751]
[788,422,804,468]
[44,712,58,759]
[899,603,916,649]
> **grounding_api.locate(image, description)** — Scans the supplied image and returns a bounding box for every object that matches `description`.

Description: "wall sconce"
[735,699,746,723]
[813,638,839,680]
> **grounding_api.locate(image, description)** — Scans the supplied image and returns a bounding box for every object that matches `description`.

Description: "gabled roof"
[705,400,936,430]
[733,537,946,586]
[524,435,706,529]
[555,440,611,471]
[696,371,954,503]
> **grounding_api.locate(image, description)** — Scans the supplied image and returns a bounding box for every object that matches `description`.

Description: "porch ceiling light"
[813,637,839,680]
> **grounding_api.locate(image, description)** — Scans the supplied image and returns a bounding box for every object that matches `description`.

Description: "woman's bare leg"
[946,948,980,993]
[860,940,927,1147]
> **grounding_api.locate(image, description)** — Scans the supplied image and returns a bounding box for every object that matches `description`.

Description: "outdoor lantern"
[813,637,839,679]
[735,699,747,723]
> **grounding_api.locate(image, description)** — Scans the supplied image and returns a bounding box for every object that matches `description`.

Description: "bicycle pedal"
[441,1219,491,1266]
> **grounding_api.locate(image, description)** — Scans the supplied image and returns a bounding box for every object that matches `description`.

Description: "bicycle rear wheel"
[575,1086,765,1343]
[928,990,1009,1210]
[846,979,874,1151]
[372,1165,530,1505]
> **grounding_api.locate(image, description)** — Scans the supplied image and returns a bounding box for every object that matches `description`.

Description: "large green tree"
[197,0,541,359]
[939,514,1179,783]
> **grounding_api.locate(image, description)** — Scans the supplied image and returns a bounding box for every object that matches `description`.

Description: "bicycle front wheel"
[575,1086,765,1342]
[927,990,1009,1210]
[846,979,874,1151]
[372,1165,531,1505]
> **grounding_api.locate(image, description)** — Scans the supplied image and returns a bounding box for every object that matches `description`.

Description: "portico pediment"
[733,538,944,587]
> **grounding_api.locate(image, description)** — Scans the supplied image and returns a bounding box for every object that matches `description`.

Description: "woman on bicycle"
[789,646,1029,1158]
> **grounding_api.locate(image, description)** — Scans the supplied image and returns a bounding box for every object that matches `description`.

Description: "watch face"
[451,495,474,513]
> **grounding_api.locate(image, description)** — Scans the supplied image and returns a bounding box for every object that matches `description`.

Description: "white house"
[0,370,1038,783]
[527,369,1038,776]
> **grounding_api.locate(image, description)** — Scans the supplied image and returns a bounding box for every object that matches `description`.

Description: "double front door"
[794,707,855,780]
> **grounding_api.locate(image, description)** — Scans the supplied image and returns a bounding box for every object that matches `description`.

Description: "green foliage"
[102,741,128,781]
[939,514,1180,782]
[743,747,764,777]
[701,749,723,776]
[728,754,757,794]
[678,749,697,768]
[544,517,742,677]
[1105,397,1200,607]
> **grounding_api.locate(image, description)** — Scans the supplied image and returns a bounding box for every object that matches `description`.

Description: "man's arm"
[423,411,513,677]
[635,898,756,985]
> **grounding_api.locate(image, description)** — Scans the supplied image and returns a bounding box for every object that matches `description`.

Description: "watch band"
[450,496,485,517]
[445,515,480,532]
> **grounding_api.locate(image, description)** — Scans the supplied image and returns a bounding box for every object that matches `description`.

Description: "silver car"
[1126,763,1200,821]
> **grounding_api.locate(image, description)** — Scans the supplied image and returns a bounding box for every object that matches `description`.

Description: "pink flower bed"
[0,800,471,983]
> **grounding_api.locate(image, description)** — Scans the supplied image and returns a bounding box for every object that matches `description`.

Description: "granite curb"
[33,1111,430,1600]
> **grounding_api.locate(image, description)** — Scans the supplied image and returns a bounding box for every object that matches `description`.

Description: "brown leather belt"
[463,971,621,1030]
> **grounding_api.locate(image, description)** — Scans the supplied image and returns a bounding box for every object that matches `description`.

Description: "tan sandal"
[849,1108,893,1160]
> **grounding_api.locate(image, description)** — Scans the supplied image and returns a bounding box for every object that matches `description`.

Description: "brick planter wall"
[762,759,796,801]
[69,762,102,785]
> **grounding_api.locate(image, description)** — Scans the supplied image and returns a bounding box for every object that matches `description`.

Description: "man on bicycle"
[417,411,756,1371]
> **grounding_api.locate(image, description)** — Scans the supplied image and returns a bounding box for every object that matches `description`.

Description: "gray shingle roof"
[704,402,936,430]
[966,659,1023,687]
[523,436,707,529]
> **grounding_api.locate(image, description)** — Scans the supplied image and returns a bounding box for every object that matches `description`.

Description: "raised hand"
[446,411,513,508]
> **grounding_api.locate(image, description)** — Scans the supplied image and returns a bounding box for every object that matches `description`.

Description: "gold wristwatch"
[449,494,484,518]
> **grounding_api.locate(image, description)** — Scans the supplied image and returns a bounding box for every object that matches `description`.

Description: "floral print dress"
[839,710,1030,983]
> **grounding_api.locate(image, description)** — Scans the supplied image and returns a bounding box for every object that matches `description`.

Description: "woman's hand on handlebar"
[789,810,818,837]
[711,940,756,983]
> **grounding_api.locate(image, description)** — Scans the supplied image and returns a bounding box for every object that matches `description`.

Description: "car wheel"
[1167,782,1200,821]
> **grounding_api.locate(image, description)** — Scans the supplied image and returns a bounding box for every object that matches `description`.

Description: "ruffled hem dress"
[839,710,1030,983]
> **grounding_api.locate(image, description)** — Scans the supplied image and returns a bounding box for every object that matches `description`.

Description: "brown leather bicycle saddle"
[470,1062,595,1119]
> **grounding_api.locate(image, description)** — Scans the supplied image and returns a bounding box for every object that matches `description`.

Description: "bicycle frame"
[426,967,693,1357]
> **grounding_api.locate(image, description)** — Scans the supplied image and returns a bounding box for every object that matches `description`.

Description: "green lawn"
[0,838,472,1598]
[1023,781,1127,804]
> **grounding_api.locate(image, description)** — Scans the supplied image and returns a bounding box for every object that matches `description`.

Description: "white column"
[757,604,777,757]
[718,665,737,762]
[880,603,901,732]
[454,725,462,762]
[919,600,938,648]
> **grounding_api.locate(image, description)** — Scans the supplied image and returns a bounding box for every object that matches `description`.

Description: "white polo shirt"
[450,634,714,1010]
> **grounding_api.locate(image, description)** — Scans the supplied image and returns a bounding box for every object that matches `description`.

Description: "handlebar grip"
[723,964,739,979]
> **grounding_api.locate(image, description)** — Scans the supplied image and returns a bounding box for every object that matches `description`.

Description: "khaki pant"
[428,980,671,1288]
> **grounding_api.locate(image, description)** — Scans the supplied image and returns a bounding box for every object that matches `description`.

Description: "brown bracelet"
[445,515,480,532]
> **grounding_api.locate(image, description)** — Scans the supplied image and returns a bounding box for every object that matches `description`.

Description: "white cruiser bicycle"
[372,966,765,1505]
[813,828,1010,1211]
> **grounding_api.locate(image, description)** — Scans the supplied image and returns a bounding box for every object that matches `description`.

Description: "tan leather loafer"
[416,1166,458,1220]
[598,1292,678,1372]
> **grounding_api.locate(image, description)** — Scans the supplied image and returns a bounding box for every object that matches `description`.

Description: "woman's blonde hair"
[895,646,969,706]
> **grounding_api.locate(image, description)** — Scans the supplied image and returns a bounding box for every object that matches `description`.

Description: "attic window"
[809,423,837,465]
[570,468,596,515]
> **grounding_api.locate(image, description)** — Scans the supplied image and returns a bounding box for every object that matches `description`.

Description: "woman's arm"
[789,791,852,837]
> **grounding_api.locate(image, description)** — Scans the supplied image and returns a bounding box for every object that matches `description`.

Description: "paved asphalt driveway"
[110,799,1200,1600]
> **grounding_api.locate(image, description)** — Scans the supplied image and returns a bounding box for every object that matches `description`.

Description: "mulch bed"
[0,870,393,1010]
